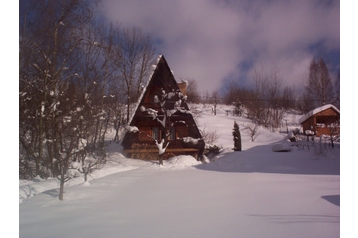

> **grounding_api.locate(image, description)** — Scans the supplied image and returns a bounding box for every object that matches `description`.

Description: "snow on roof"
[127,55,166,126]
[298,104,340,124]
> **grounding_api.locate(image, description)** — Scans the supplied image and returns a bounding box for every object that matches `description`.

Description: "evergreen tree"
[233,121,242,151]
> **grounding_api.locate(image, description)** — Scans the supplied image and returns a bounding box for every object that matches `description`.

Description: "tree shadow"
[247,213,340,224]
[43,188,59,198]
[19,185,35,202]
[322,195,340,206]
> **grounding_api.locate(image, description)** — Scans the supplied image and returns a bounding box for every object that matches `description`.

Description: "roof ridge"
[298,104,340,124]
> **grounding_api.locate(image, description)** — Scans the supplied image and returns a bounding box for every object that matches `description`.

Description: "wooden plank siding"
[121,55,205,161]
[300,107,340,137]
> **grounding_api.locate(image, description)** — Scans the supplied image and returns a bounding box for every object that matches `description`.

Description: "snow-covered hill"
[19,104,340,238]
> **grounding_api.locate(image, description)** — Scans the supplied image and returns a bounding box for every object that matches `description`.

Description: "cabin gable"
[121,55,204,160]
[299,105,340,137]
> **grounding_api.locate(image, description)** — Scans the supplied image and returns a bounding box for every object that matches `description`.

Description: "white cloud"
[100,0,339,93]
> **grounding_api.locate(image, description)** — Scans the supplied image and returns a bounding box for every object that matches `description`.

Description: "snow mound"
[162,155,202,170]
[271,141,291,152]
[19,163,138,204]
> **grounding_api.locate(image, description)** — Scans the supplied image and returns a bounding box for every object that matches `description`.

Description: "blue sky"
[99,0,339,93]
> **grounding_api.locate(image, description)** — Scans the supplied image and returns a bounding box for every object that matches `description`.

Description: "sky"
[99,0,340,94]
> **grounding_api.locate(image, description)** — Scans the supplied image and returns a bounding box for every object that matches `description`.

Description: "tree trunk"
[101,109,111,144]
[127,96,130,123]
[59,168,65,201]
[114,118,121,142]
[84,170,88,182]
[37,116,42,176]
[158,153,163,165]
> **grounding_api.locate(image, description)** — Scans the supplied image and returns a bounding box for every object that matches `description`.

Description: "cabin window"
[152,127,159,141]
[170,127,176,140]
[138,127,176,141]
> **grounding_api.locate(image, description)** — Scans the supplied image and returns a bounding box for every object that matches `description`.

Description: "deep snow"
[18,104,341,238]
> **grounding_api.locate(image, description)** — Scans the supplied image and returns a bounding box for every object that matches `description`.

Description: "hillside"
[19,104,340,238]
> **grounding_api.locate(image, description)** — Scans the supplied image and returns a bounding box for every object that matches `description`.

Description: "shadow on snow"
[322,195,340,206]
[195,143,340,175]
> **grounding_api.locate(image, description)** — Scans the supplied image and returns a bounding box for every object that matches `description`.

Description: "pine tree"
[233,121,242,151]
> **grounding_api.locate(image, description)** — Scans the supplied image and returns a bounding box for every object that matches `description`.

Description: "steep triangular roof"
[299,104,340,124]
[120,54,204,157]
[127,54,181,126]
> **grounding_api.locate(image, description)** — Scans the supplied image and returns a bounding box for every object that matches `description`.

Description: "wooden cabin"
[121,55,205,161]
[298,104,340,137]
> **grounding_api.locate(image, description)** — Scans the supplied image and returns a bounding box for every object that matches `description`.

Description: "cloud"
[100,0,339,93]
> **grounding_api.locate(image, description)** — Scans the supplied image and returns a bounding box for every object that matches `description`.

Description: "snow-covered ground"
[18,104,342,238]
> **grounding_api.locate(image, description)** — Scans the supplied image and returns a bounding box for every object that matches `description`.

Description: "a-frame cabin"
[121,55,205,161]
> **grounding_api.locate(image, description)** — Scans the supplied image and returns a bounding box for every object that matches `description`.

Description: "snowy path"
[19,161,339,238]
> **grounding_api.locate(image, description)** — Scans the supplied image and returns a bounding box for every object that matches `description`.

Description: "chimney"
[177,81,187,96]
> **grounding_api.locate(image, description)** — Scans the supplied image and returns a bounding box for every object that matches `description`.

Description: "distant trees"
[111,26,156,122]
[223,56,339,130]
[224,67,288,130]
[299,57,337,113]
[223,81,251,116]
[333,69,340,109]
[281,86,297,110]
[182,78,201,104]
[210,90,221,115]
[19,0,156,200]
[250,67,283,127]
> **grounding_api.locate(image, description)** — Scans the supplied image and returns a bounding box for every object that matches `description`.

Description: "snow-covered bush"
[204,144,222,156]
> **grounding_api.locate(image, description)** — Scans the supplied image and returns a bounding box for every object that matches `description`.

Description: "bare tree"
[281,86,297,110]
[112,26,156,122]
[303,57,335,111]
[181,78,201,103]
[19,0,117,200]
[245,66,287,130]
[297,89,313,115]
[242,123,260,142]
[223,68,299,121]
[222,80,254,116]
[202,90,211,105]
[201,126,220,145]
[333,69,340,109]
[328,119,340,148]
[20,0,95,174]
[266,68,285,129]
[210,90,221,115]
[246,66,270,125]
